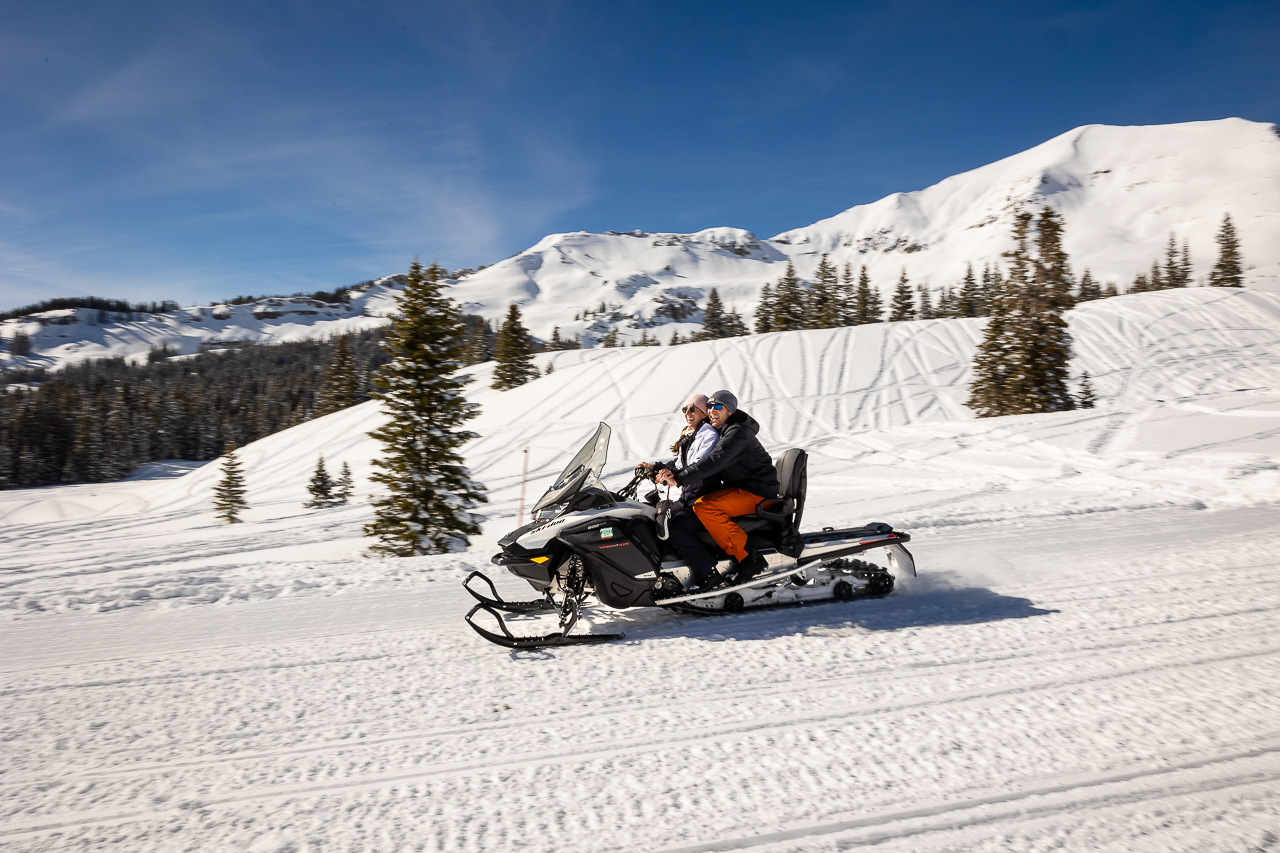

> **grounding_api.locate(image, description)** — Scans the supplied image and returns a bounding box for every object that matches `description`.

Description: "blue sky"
[1,0,1276,310]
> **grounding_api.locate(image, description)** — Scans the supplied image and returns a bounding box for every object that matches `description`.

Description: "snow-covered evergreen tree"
[771,261,805,331]
[699,288,730,339]
[806,255,840,328]
[853,266,882,324]
[1209,213,1244,287]
[316,335,360,415]
[364,259,487,555]
[889,270,915,322]
[601,326,620,348]
[334,461,354,505]
[1078,269,1102,301]
[1076,372,1097,409]
[968,207,1076,417]
[957,264,983,317]
[213,443,248,523]
[304,455,336,508]
[492,304,539,388]
[754,283,775,334]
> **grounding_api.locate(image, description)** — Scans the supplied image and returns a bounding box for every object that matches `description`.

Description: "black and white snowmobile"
[464,423,915,648]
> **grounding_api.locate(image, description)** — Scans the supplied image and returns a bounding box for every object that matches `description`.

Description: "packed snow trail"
[2,507,1279,851]
[2,288,1280,850]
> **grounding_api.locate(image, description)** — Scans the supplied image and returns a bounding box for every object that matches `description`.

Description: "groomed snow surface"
[3,288,1280,852]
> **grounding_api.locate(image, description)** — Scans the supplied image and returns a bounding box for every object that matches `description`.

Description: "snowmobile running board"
[465,603,625,649]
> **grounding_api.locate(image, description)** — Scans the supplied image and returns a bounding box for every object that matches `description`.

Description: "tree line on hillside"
[0,331,390,490]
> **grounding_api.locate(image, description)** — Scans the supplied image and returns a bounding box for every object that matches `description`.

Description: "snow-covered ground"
[3,288,1280,851]
[5,118,1279,371]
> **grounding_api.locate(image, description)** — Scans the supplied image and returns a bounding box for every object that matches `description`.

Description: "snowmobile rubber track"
[464,571,557,613]
[663,574,895,617]
[465,603,625,648]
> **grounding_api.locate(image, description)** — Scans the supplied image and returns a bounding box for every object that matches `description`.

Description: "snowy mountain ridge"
[3,117,1278,372]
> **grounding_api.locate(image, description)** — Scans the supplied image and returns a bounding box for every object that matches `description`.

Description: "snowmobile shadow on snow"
[588,575,1055,644]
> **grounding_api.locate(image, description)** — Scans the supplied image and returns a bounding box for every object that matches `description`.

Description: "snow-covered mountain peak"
[3,118,1277,371]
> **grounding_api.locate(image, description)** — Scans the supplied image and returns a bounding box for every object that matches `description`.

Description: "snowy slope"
[4,119,1278,372]
[2,289,1280,850]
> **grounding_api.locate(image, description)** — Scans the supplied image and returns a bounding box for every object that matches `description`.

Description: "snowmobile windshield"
[530,422,611,518]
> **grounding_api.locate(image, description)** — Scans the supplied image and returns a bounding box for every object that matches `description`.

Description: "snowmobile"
[464,423,915,648]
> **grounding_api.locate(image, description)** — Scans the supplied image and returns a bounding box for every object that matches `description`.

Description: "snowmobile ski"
[465,603,624,648]
[464,571,557,613]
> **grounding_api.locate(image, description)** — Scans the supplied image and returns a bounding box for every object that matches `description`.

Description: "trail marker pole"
[516,446,530,525]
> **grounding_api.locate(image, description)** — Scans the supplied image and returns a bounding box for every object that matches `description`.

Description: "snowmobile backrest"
[773,448,808,531]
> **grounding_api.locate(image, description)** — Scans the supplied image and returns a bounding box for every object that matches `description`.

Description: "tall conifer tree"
[889,270,915,322]
[316,335,360,415]
[365,259,486,555]
[492,304,539,388]
[771,261,805,331]
[853,266,882,324]
[754,283,775,334]
[699,288,729,339]
[1208,213,1244,287]
[304,455,336,508]
[807,255,840,328]
[213,443,248,523]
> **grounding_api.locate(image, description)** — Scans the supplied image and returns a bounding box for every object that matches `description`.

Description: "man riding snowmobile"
[657,390,778,593]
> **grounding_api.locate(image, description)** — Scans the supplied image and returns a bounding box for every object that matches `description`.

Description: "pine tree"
[365,258,487,556]
[838,264,857,325]
[754,282,775,334]
[601,326,620,348]
[213,443,248,523]
[1208,213,1244,287]
[699,288,729,340]
[492,304,539,389]
[853,266,881,324]
[1149,259,1165,291]
[1076,372,1096,409]
[1077,269,1102,301]
[1162,234,1185,288]
[771,261,805,331]
[548,326,563,350]
[1102,280,1119,298]
[1180,241,1193,288]
[723,308,749,338]
[334,461,354,505]
[968,208,1076,417]
[807,255,840,328]
[916,284,935,320]
[957,264,983,317]
[889,269,915,322]
[304,454,336,508]
[669,329,683,346]
[1034,207,1075,310]
[316,335,360,415]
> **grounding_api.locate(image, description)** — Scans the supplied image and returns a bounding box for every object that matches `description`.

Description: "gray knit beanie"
[707,390,739,413]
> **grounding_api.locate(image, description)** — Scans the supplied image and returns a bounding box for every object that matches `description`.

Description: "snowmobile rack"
[464,571,557,613]
[464,602,625,648]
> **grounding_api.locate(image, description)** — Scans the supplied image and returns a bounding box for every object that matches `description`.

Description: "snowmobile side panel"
[559,519,660,609]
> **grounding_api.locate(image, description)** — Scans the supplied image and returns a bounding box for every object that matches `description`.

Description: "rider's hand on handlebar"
[634,462,654,478]
[655,468,677,487]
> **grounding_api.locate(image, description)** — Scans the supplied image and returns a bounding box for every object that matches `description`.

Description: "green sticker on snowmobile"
[600,527,614,539]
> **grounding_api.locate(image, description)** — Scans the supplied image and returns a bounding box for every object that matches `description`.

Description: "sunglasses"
[680,405,703,414]
[707,403,727,410]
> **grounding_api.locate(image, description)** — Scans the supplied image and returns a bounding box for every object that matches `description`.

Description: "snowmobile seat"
[691,448,808,557]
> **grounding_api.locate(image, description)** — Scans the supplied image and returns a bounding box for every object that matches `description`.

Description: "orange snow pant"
[691,487,765,562]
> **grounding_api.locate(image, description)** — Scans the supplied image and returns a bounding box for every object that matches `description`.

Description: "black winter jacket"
[673,409,780,498]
